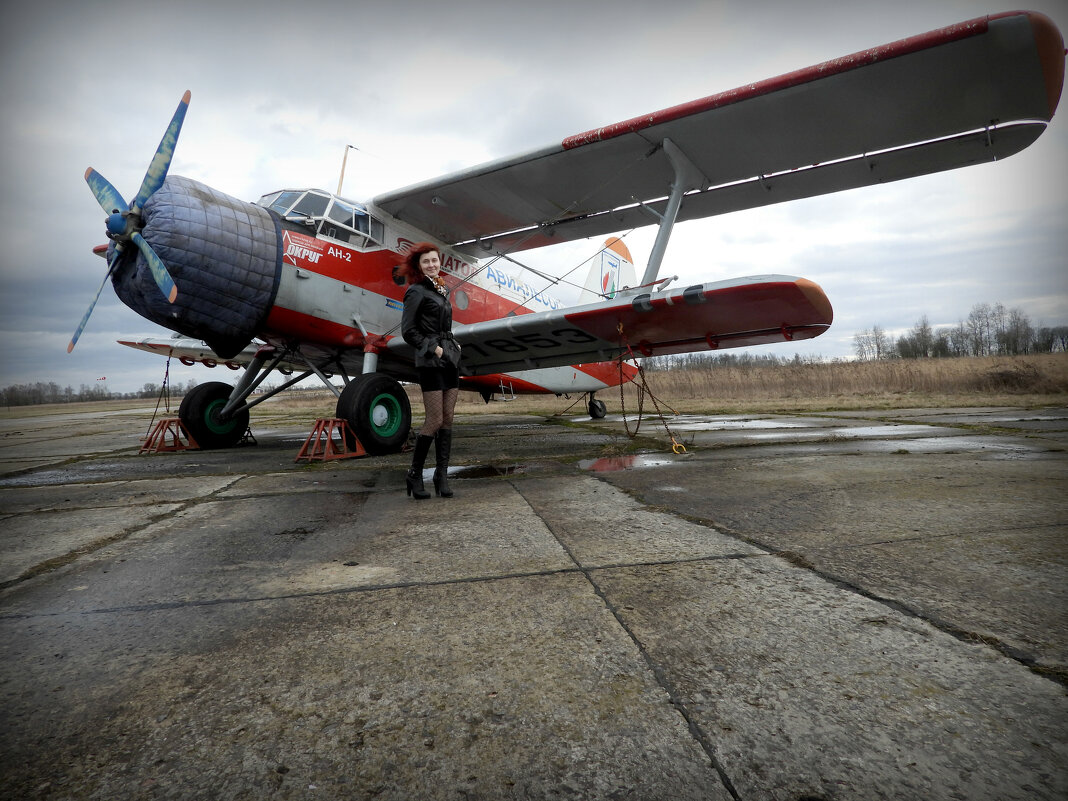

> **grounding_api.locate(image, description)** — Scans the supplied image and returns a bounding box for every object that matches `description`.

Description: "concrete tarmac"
[0,403,1065,800]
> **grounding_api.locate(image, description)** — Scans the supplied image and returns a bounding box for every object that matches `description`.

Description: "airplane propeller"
[69,90,190,353]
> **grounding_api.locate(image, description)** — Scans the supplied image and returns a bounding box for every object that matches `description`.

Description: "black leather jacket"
[401,279,460,368]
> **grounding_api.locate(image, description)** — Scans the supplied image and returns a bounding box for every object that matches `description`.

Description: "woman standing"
[400,243,461,499]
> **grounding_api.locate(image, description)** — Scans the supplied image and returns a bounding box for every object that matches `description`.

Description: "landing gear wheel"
[588,397,607,419]
[337,373,412,456]
[178,381,249,449]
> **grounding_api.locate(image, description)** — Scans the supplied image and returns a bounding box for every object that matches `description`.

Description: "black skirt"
[417,364,460,392]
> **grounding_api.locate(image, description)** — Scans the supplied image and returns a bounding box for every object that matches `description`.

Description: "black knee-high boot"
[433,428,454,498]
[406,434,434,499]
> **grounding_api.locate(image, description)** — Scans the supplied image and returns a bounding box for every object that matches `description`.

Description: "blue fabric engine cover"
[111,176,283,359]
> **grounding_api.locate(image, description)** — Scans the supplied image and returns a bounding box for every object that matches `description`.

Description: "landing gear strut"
[174,343,414,456]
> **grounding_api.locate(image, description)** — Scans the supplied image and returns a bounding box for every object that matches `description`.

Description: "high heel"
[433,429,454,498]
[433,470,452,498]
[406,471,430,499]
[406,435,434,500]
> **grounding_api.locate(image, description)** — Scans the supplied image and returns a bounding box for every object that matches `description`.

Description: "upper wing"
[386,275,833,375]
[372,11,1063,257]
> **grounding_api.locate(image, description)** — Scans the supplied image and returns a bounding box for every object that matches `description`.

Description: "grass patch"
[5,354,1064,422]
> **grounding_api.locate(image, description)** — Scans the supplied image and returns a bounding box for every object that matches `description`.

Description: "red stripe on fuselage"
[278,230,536,343]
[461,361,638,395]
[263,305,366,347]
[270,231,638,392]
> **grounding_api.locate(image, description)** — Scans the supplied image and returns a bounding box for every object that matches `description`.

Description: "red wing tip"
[84,167,94,180]
[117,340,166,351]
[795,278,834,325]
[167,287,178,303]
[66,341,75,354]
[181,90,191,104]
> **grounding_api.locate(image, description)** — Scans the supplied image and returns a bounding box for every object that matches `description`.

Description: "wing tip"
[1026,11,1065,119]
[795,278,834,326]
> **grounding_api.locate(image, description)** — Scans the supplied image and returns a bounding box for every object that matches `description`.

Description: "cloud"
[1,0,1066,392]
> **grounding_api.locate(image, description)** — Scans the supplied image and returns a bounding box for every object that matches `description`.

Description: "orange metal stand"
[140,418,199,453]
[295,418,367,462]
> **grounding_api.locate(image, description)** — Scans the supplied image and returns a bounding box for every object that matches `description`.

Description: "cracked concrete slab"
[1,404,1065,799]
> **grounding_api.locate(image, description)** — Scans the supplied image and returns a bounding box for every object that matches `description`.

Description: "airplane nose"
[113,175,283,359]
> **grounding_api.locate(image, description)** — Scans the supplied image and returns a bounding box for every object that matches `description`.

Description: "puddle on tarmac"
[857,436,1048,458]
[833,425,947,438]
[0,462,136,487]
[739,424,944,442]
[588,415,811,432]
[579,454,678,472]
[448,464,529,479]
[666,416,813,432]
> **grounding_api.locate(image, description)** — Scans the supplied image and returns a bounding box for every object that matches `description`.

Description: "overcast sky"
[2,0,1065,394]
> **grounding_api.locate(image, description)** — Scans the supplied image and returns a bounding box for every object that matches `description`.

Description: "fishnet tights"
[419,388,458,436]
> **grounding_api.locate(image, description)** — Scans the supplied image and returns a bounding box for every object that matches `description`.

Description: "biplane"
[71,10,1064,453]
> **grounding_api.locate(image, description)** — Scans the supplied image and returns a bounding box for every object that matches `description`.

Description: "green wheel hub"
[368,392,403,438]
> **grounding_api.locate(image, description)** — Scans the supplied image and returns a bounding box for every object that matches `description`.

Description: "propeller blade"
[68,252,121,353]
[84,168,128,215]
[131,231,178,303]
[130,90,191,214]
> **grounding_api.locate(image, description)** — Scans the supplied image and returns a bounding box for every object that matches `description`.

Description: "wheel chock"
[295,418,367,462]
[140,418,200,454]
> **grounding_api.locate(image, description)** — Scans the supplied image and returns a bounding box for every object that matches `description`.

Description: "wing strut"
[637,139,706,290]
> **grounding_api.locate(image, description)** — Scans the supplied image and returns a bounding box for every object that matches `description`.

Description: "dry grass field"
[630,353,1068,414]
[271,353,1068,419]
[4,354,1065,424]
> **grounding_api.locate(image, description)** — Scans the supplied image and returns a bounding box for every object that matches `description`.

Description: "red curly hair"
[399,242,443,285]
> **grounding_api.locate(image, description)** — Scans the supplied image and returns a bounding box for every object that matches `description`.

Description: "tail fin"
[578,238,638,304]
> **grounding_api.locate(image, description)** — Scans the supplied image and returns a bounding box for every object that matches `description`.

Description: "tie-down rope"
[616,323,687,454]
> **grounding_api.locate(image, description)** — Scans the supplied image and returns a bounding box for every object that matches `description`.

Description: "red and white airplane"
[71,10,1063,453]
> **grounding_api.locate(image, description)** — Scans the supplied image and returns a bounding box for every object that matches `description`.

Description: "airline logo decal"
[485,266,563,310]
[602,252,620,299]
[282,230,323,266]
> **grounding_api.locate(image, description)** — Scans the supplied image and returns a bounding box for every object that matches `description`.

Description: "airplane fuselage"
[121,178,636,398]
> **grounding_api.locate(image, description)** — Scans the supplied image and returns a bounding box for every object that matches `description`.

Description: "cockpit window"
[328,200,356,227]
[267,191,301,215]
[257,188,384,250]
[292,192,330,218]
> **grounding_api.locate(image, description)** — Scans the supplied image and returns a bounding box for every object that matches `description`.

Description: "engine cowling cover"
[111,175,282,358]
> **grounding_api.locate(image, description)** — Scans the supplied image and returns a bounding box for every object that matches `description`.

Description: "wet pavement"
[0,404,1065,800]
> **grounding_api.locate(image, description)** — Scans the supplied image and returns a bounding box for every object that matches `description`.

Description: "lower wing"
[388,275,833,375]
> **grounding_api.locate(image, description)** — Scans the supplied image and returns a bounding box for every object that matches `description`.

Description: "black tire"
[336,373,411,456]
[588,397,607,419]
[178,381,249,449]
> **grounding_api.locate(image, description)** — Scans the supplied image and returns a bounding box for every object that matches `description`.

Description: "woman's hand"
[434,345,444,358]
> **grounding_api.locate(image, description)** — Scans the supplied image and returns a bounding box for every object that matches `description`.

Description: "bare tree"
[998,307,1034,355]
[853,328,875,361]
[966,302,993,355]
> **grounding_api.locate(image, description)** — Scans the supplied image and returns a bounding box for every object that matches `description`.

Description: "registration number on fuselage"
[462,327,600,358]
